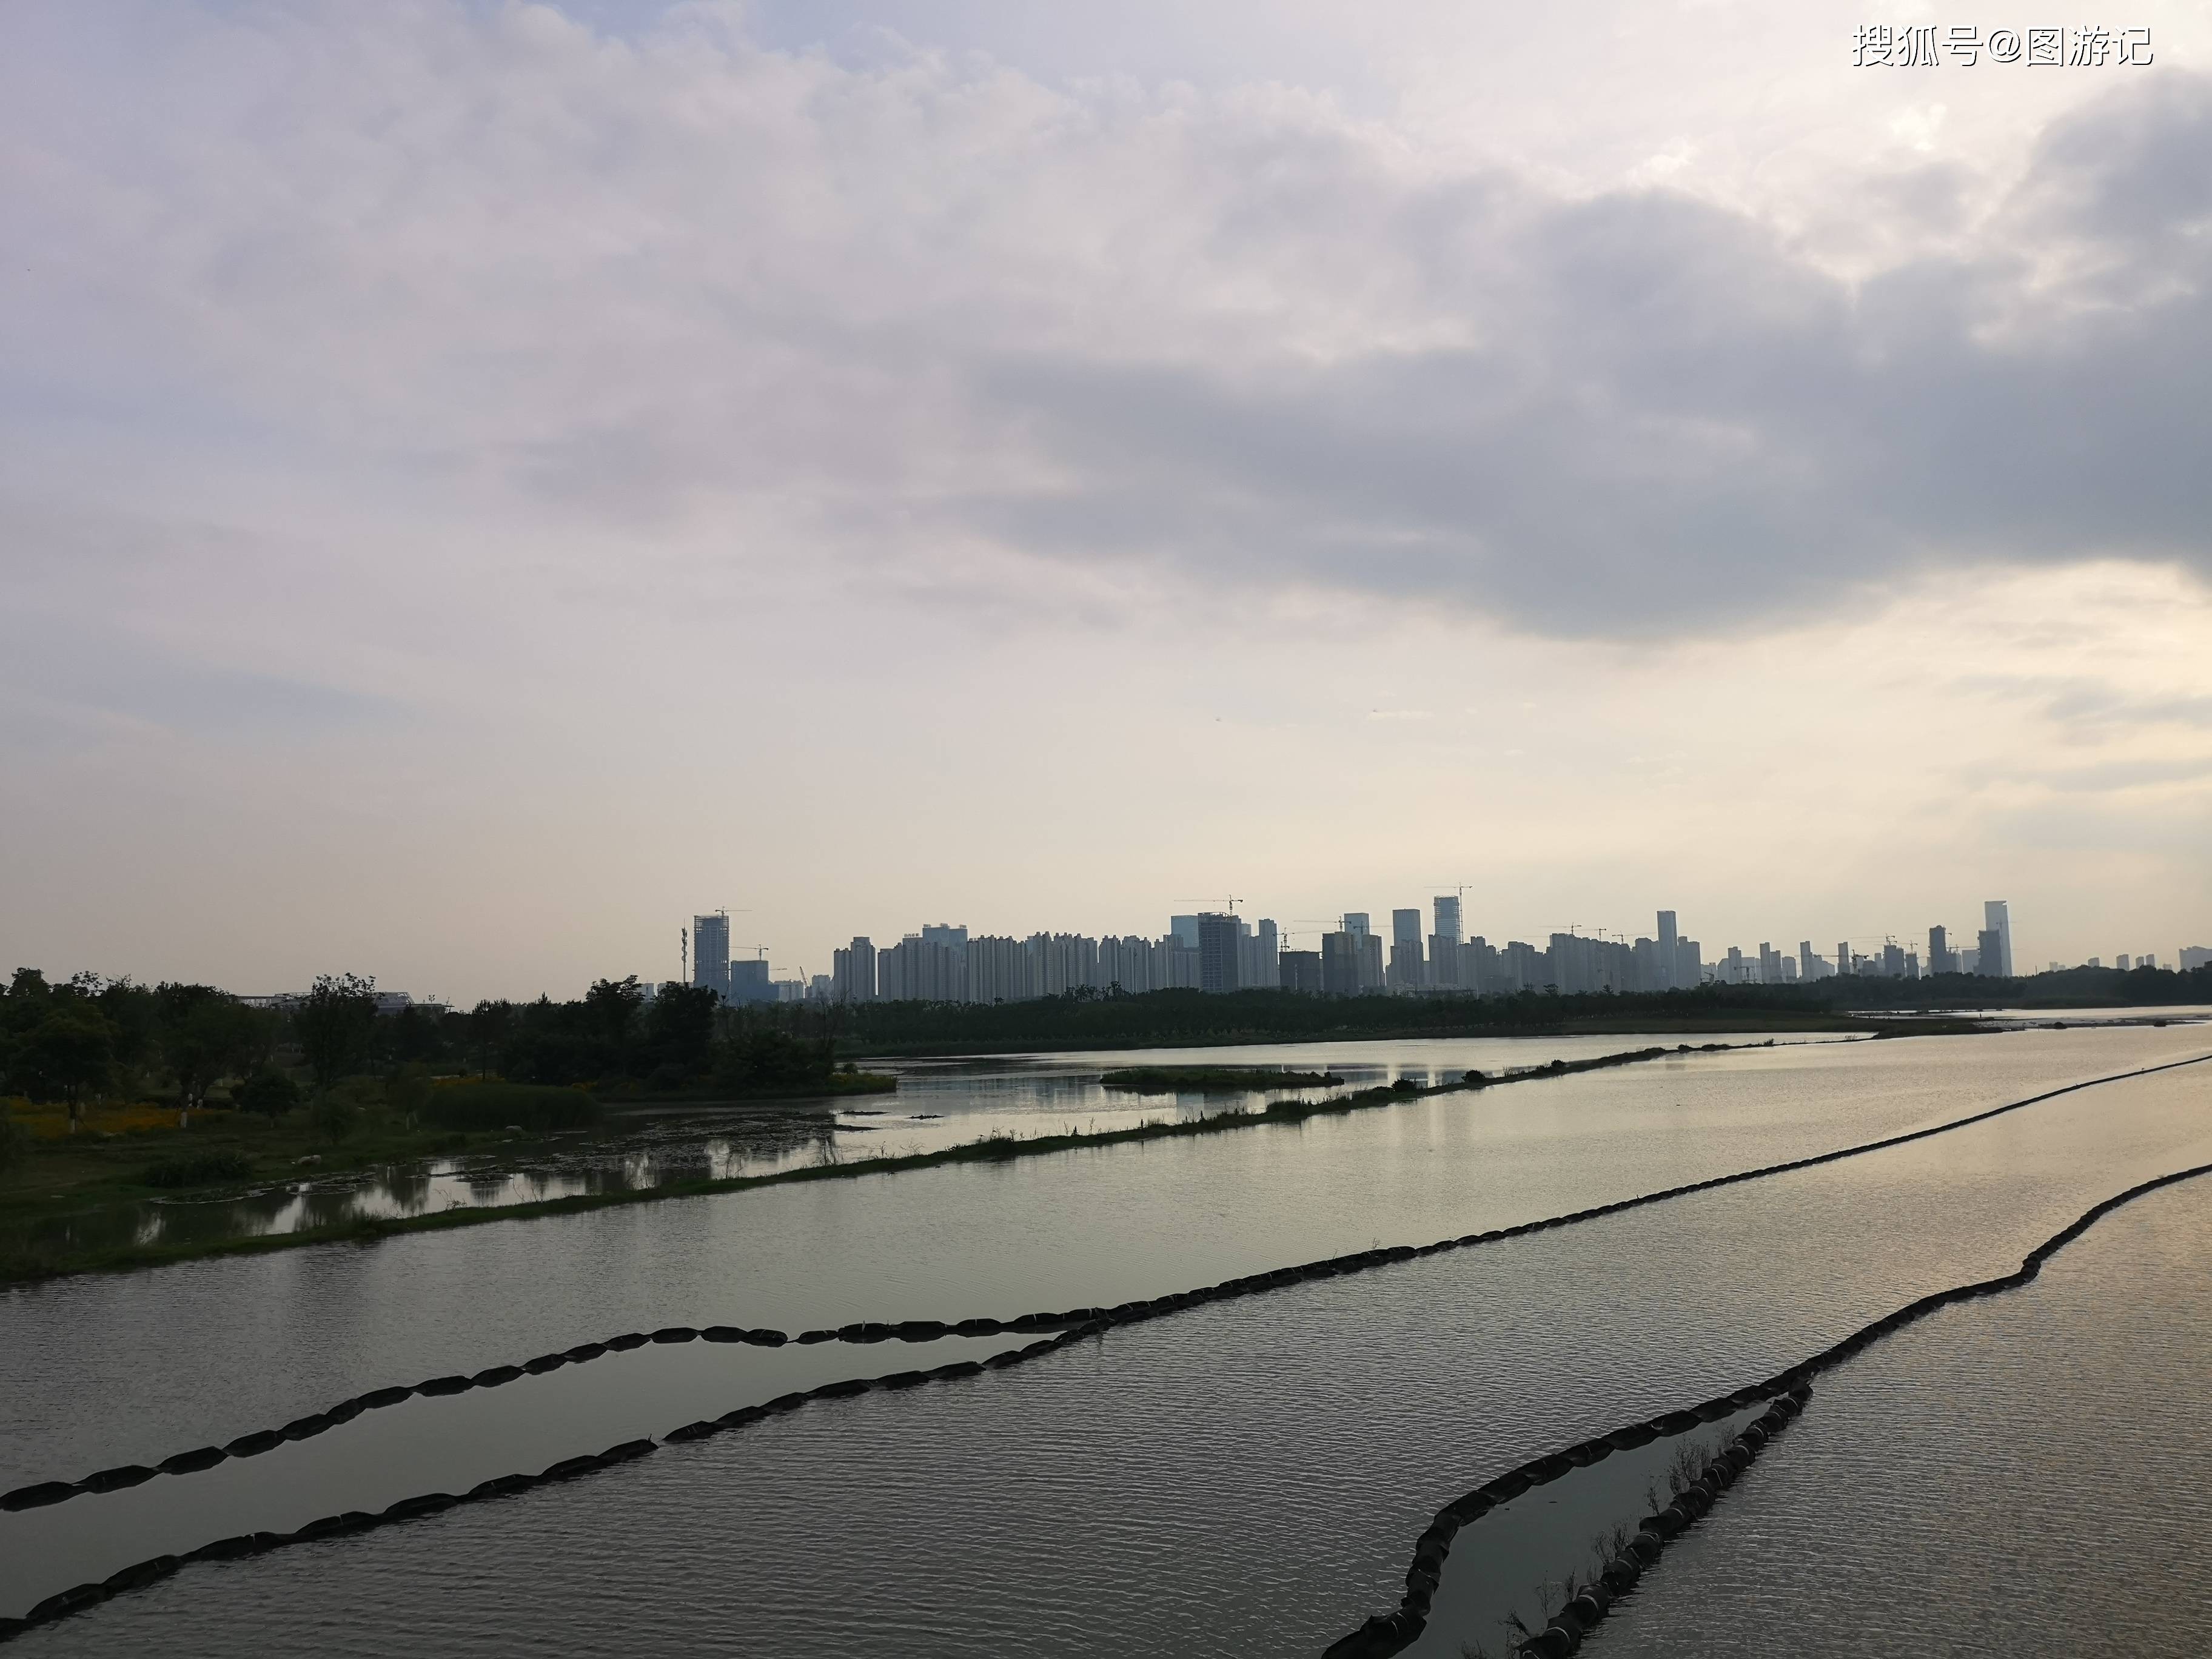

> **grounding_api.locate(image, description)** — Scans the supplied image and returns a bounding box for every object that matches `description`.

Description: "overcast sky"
[5,1,2210,999]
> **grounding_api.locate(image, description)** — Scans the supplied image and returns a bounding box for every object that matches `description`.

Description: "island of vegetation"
[0,968,891,1280]
[1098,1065,1343,1091]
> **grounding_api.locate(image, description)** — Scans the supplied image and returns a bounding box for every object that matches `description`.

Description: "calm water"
[3,1027,2207,1653]
[7,1028,1850,1258]
[1397,1404,1768,1658]
[1599,1171,2212,1658]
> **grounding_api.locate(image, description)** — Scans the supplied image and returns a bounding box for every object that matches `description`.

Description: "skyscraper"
[832,936,876,1002]
[1976,928,2001,976]
[1927,925,1953,976]
[1197,912,1242,994]
[1433,896,1463,948]
[1241,919,1280,988]
[1983,900,2013,977]
[1170,915,1201,951]
[1320,931,1362,996]
[1388,908,1425,991]
[1657,911,1678,988]
[692,912,730,999]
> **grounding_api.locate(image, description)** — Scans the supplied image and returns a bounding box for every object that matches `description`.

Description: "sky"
[4,1,2210,1000]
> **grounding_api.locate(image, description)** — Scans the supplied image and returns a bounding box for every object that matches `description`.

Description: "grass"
[586,1071,897,1104]
[0,1041,1724,1284]
[421,1082,605,1132]
[1096,1065,1342,1091]
[139,1148,258,1189]
[0,1098,507,1278]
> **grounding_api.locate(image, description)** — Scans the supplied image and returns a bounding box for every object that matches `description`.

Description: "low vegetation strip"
[1097,1065,1344,1091]
[1326,1156,2212,1658]
[0,1039,1719,1283]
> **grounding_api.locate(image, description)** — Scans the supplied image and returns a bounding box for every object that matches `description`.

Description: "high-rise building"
[692,912,730,999]
[1240,919,1280,989]
[729,957,773,1004]
[1928,925,1954,976]
[1657,911,1679,988]
[1279,950,1323,994]
[1169,916,1201,951]
[1976,928,2002,976]
[1198,912,1242,994]
[920,923,968,951]
[1434,897,1463,948]
[1983,900,2013,977]
[1320,931,1362,996]
[1836,940,1852,979]
[1388,908,1425,991]
[831,936,876,1002]
[2183,946,2211,971]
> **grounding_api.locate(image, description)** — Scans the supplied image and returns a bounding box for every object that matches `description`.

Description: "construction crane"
[1175,895,1245,914]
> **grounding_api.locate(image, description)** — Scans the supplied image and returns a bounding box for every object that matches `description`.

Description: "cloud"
[3,4,2211,648]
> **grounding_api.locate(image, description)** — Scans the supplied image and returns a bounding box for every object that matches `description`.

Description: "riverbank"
[0,1041,1734,1285]
[854,1007,1877,1059]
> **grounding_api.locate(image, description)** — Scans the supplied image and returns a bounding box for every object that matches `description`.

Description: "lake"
[2,1017,2207,1651]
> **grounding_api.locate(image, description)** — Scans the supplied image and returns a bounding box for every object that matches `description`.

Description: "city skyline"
[656,894,2204,1011]
[5,2,2211,1001]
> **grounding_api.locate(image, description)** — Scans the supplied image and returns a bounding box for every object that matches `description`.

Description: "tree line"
[758,961,2212,1054]
[0,969,845,1128]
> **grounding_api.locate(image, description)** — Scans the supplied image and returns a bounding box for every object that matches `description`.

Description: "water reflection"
[6,1030,1864,1263]
[11,1105,845,1258]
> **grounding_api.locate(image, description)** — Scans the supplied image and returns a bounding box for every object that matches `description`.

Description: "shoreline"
[1,1039,1745,1287]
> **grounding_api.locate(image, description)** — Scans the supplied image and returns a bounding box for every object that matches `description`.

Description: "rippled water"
[0,1329,1028,1620]
[1397,1404,1766,1658]
[8,1025,2202,1492]
[11,1035,2208,1655]
[1597,1170,2212,1658]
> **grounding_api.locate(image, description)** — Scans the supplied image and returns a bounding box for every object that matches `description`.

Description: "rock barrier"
[1322,1158,2212,1658]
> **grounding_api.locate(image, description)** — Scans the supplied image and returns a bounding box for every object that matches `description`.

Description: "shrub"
[233,1069,303,1119]
[0,1110,32,1176]
[421,1081,602,1133]
[141,1148,256,1188]
[311,1093,363,1145]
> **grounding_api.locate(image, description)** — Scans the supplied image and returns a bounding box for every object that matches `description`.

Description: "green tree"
[310,1091,362,1145]
[644,983,719,1076]
[233,1068,303,1119]
[584,977,644,1050]
[16,1001,119,1131]
[386,1061,432,1125]
[0,1108,31,1176]
[297,974,379,1090]
[156,984,272,1123]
